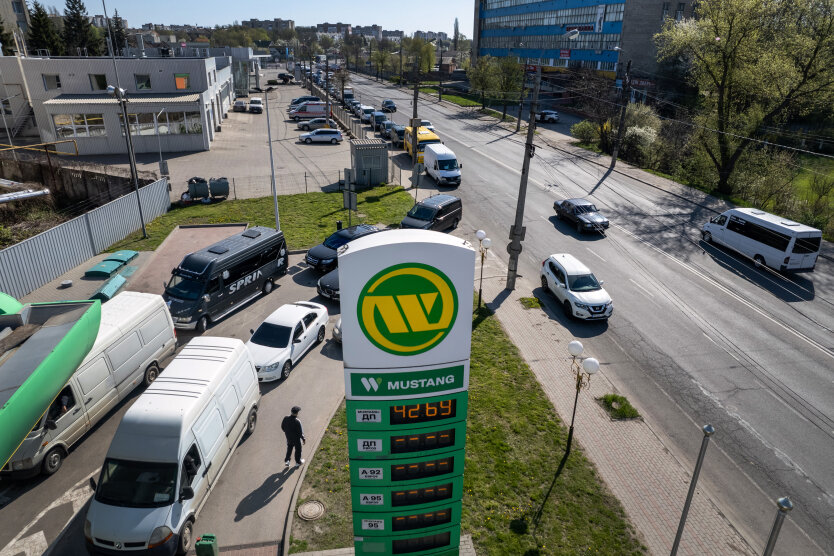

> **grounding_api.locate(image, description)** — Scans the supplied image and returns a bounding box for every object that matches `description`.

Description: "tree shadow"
[546,215,607,241]
[234,467,297,522]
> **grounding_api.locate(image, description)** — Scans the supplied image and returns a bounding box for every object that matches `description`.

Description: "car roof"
[548,253,591,275]
[249,97,263,102]
[383,99,394,103]
[331,224,378,239]
[565,198,595,207]
[418,194,459,208]
[264,302,324,326]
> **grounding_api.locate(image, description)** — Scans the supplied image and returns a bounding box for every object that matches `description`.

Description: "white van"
[424,144,462,186]
[85,336,260,556]
[290,101,327,121]
[2,292,176,478]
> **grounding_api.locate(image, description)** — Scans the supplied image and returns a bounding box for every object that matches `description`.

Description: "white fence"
[0,178,170,299]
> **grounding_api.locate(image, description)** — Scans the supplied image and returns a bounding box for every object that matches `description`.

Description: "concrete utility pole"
[505,65,541,290]
[412,65,420,164]
[325,57,331,126]
[609,59,631,170]
[399,47,403,86]
[516,58,528,133]
[309,52,314,95]
[438,42,443,103]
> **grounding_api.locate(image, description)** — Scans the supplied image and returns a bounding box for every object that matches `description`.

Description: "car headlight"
[175,316,191,323]
[320,258,334,264]
[148,525,173,549]
[574,302,591,310]
[606,301,614,307]
[265,362,282,373]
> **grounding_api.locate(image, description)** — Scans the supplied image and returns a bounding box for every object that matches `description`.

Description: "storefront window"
[52,113,105,138]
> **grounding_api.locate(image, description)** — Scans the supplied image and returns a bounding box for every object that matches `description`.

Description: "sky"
[99,0,474,38]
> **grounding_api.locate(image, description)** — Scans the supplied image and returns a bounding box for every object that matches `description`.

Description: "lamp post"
[154,107,167,178]
[251,86,280,230]
[532,340,599,529]
[610,46,631,170]
[475,229,491,308]
[107,85,147,239]
[0,93,22,161]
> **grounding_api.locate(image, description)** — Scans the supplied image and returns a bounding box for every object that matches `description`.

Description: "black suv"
[400,195,462,232]
[382,99,397,112]
[305,224,380,272]
[289,95,321,107]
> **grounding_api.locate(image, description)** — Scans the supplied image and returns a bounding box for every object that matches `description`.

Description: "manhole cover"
[298,500,326,521]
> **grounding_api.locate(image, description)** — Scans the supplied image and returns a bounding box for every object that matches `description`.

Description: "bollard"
[336,220,342,230]
[195,534,219,556]
[670,424,714,556]
[762,497,793,556]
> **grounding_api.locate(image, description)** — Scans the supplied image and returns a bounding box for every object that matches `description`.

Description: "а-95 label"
[361,519,385,530]
[360,494,384,505]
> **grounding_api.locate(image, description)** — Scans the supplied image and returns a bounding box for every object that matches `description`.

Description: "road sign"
[340,230,474,554]
[343,189,357,211]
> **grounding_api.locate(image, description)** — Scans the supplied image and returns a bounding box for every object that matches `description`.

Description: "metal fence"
[228,171,343,199]
[0,178,170,299]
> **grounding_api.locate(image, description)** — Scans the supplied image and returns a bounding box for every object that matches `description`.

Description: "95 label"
[358,439,382,452]
[361,519,385,530]
[355,409,381,423]
[360,493,384,505]
[358,467,383,480]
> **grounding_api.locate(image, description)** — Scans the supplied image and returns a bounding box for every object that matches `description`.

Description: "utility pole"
[399,47,403,86]
[609,59,631,170]
[369,40,374,80]
[516,58,528,133]
[412,56,420,164]
[309,52,314,95]
[325,57,331,126]
[505,65,541,291]
[438,42,443,102]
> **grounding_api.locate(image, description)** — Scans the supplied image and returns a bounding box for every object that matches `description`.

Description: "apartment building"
[0,0,29,34]
[242,18,295,32]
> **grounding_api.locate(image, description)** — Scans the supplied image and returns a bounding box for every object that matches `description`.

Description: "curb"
[280,395,346,556]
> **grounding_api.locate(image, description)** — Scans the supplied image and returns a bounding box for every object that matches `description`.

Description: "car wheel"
[41,447,64,476]
[263,280,274,295]
[563,300,574,319]
[317,326,326,343]
[753,255,765,268]
[245,407,258,436]
[176,520,193,555]
[143,363,160,387]
[451,218,460,230]
[196,315,210,333]
[702,231,712,243]
[541,275,549,291]
[282,360,292,380]
[331,138,338,144]
[302,125,309,131]
[305,138,312,144]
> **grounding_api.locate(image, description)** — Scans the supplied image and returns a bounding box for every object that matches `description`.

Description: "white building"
[0,55,233,155]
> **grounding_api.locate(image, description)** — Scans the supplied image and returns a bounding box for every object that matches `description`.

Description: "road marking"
[471,148,546,188]
[585,248,606,262]
[628,278,655,298]
[431,128,472,148]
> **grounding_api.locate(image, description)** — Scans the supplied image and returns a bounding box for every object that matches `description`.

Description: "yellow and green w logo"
[358,263,458,355]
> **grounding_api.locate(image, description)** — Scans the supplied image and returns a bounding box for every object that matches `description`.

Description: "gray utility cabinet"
[350,139,388,187]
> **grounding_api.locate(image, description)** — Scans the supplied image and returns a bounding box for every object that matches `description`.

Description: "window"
[293,324,303,342]
[181,444,202,487]
[43,74,61,90]
[675,2,686,20]
[662,2,671,19]
[175,73,190,90]
[89,74,107,91]
[119,111,202,135]
[1,99,10,115]
[207,71,212,85]
[302,313,317,327]
[135,74,151,90]
[48,386,75,421]
[793,236,821,254]
[12,1,23,14]
[52,113,105,138]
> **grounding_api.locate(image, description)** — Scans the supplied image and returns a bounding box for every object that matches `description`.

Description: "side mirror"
[202,295,210,303]
[434,163,438,170]
[294,338,302,344]
[172,268,176,274]
[599,280,605,286]
[89,477,97,491]
[179,486,194,502]
[45,419,57,430]
[459,163,463,169]
[556,283,565,289]
[163,281,168,290]
[249,329,255,335]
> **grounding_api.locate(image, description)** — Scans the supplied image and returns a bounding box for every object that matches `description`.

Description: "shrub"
[621,126,658,166]
[571,120,599,144]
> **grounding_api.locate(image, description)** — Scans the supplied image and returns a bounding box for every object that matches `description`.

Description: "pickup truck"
[553,198,609,233]
[278,73,295,84]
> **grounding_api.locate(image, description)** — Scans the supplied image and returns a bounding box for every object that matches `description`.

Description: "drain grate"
[298,500,326,520]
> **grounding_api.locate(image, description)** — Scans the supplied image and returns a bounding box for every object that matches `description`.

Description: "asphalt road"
[0,255,345,555]
[344,72,834,554]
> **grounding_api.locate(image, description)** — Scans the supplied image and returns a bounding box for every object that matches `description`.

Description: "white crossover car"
[540,253,613,320]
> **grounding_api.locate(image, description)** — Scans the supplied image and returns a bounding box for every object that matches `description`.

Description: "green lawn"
[290,304,645,555]
[107,186,414,252]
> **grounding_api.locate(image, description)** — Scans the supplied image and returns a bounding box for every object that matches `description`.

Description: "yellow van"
[404,126,442,163]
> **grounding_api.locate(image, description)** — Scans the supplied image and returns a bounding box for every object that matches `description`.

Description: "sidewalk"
[475,252,755,555]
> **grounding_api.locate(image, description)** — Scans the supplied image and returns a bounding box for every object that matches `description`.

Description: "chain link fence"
[227,171,344,199]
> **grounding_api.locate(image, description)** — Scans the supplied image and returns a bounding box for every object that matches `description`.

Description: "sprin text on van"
[229,270,263,293]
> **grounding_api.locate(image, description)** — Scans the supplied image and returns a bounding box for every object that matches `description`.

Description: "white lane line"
[471,148,547,188]
[433,128,473,149]
[585,247,606,262]
[629,278,656,298]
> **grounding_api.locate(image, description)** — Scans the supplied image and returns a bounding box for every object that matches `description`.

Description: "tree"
[467,55,497,109]
[334,67,350,100]
[0,17,14,56]
[373,47,390,80]
[319,34,334,52]
[495,56,523,120]
[656,0,834,195]
[27,2,64,55]
[63,0,102,55]
[575,68,620,153]
[453,18,459,51]
[111,9,126,55]
[343,34,363,71]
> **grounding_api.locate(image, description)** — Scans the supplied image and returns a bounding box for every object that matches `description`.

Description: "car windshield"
[568,273,602,292]
[250,322,292,348]
[323,230,352,249]
[96,459,178,508]
[574,204,598,214]
[438,158,458,170]
[165,275,203,300]
[407,205,437,221]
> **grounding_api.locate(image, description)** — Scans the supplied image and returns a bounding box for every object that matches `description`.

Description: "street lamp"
[610,46,632,171]
[251,86,280,231]
[532,340,599,529]
[107,84,147,239]
[0,93,22,161]
[154,108,167,178]
[475,230,491,308]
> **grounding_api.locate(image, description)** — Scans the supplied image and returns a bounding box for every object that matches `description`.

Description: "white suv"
[540,253,613,320]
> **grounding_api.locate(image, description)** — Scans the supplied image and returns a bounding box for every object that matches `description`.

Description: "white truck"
[423,144,462,186]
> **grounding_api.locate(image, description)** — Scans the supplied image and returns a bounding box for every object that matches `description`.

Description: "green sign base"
[354,524,461,555]
[353,501,463,537]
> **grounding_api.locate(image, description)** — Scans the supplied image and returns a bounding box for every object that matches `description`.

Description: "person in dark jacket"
[281,406,306,466]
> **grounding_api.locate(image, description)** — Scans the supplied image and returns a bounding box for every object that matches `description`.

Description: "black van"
[163,226,288,332]
[400,194,462,232]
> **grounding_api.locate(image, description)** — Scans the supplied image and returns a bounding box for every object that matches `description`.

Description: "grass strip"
[106,185,414,252]
[599,394,641,420]
[290,304,645,555]
[519,296,542,309]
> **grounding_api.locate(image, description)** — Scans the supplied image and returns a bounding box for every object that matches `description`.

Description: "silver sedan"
[297,118,338,131]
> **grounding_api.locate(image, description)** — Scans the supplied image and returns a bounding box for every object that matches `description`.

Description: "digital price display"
[392,530,451,554]
[392,482,453,507]
[391,429,454,454]
[390,399,457,425]
[392,507,452,532]
[391,456,453,482]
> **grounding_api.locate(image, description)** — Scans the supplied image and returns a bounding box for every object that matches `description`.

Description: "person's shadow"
[234,467,297,522]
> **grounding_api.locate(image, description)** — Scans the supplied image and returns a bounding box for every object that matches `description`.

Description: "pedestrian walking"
[281,406,306,467]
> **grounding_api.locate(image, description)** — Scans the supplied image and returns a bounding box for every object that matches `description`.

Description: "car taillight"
[542,260,546,266]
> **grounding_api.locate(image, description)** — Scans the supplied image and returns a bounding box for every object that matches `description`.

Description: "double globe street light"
[475,229,491,308]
